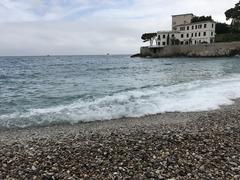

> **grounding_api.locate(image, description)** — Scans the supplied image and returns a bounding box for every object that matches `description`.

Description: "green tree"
[216,23,231,34]
[141,33,157,42]
[225,1,240,21]
[191,16,213,23]
[225,1,240,32]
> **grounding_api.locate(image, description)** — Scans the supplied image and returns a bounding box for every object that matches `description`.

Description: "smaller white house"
[156,31,180,47]
[149,14,216,47]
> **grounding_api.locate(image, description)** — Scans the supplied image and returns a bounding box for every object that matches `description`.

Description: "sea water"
[1,55,240,128]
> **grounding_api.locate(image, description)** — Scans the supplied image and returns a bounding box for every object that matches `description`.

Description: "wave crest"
[1,75,240,128]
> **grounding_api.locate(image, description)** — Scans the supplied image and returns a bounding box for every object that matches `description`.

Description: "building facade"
[172,13,194,30]
[150,14,216,48]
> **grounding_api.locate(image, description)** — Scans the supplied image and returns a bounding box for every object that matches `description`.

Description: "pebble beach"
[1,100,240,179]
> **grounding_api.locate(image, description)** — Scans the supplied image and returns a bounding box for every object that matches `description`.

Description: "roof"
[174,20,216,27]
[172,13,194,17]
[157,30,180,34]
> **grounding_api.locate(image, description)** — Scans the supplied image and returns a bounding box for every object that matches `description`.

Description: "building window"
[163,34,166,38]
[212,24,214,28]
[203,32,206,36]
[195,33,197,37]
[172,34,174,38]
[158,42,161,46]
[181,34,184,38]
[185,41,188,45]
[195,40,197,44]
[198,25,202,29]
[211,32,214,36]
[187,33,189,38]
[191,33,194,37]
[187,26,189,30]
[199,32,201,37]
[192,26,194,30]
[199,40,201,43]
[162,42,166,46]
[180,27,185,31]
[181,41,184,45]
[195,25,198,29]
[204,24,207,28]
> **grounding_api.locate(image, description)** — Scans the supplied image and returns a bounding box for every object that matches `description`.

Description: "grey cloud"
[0,0,238,55]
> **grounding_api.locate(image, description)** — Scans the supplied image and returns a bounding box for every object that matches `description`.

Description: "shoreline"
[1,100,240,179]
[0,99,236,139]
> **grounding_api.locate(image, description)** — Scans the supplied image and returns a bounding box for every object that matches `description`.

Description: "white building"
[150,13,216,47]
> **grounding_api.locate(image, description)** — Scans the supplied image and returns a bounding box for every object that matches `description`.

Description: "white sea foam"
[2,75,240,128]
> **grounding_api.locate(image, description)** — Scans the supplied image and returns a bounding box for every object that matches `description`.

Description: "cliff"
[138,42,240,58]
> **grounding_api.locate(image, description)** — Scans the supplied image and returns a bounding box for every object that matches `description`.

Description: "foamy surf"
[1,75,240,128]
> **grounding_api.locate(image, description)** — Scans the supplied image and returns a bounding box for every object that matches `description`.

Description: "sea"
[1,55,240,128]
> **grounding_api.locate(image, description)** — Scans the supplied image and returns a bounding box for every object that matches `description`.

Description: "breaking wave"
[1,75,240,128]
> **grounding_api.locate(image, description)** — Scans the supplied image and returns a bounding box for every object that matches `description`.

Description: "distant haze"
[0,0,238,56]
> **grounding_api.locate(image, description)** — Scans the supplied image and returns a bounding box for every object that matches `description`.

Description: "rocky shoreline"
[1,101,240,179]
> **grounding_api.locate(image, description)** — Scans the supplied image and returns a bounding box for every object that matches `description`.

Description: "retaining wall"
[140,42,240,58]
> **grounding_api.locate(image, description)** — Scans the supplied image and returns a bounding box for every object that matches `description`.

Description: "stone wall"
[140,42,240,58]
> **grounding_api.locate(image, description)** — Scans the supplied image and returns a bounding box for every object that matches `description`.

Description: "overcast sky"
[0,0,238,56]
